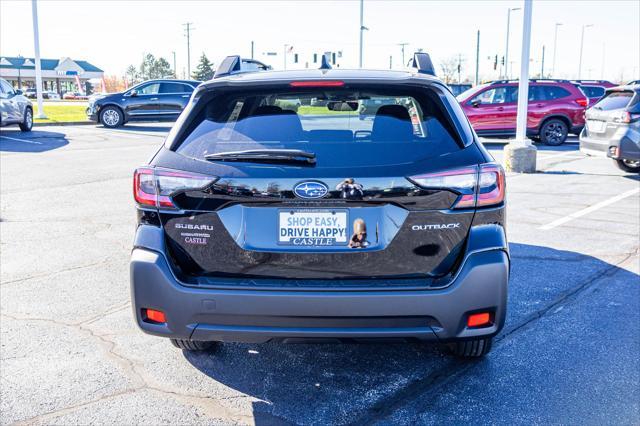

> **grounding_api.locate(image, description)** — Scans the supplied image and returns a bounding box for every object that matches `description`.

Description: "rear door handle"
[497,106,504,111]
[182,95,190,98]
[150,97,158,101]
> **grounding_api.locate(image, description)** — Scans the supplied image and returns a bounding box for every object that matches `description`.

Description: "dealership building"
[0,56,103,94]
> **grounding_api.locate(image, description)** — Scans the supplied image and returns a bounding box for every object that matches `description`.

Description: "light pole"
[475,30,480,86]
[551,23,562,77]
[284,44,289,70]
[31,0,46,119]
[358,0,368,68]
[183,22,194,78]
[172,51,176,78]
[504,6,521,79]
[578,24,594,78]
[505,0,536,173]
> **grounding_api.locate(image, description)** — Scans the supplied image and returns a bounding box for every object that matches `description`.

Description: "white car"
[0,78,33,132]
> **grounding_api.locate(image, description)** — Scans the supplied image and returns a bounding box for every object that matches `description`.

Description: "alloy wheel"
[102,109,120,127]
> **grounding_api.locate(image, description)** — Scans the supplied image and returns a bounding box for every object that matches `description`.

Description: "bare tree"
[439,56,459,84]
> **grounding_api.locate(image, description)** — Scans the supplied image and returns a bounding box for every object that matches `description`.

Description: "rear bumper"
[580,131,640,161]
[130,226,509,344]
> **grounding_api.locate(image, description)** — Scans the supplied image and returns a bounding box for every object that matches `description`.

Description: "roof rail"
[319,54,332,70]
[409,52,436,76]
[571,79,611,84]
[213,55,272,79]
[489,78,571,84]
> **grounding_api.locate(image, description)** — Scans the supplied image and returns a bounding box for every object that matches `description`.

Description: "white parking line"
[538,151,580,160]
[0,135,43,145]
[539,188,640,230]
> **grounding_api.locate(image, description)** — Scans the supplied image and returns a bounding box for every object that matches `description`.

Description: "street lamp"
[358,0,369,68]
[397,42,409,66]
[504,6,521,79]
[578,24,594,78]
[551,23,562,77]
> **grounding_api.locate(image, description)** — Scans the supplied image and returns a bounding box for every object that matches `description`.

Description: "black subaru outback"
[131,54,509,358]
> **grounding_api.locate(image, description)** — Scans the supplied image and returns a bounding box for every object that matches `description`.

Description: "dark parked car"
[448,83,473,96]
[572,80,617,106]
[580,85,640,173]
[130,54,509,358]
[87,79,200,128]
[0,78,33,132]
[457,79,588,145]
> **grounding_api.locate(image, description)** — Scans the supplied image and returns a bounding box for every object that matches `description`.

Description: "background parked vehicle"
[86,79,200,128]
[63,91,88,100]
[572,80,617,106]
[580,84,640,172]
[457,79,588,145]
[0,77,33,131]
[448,83,472,96]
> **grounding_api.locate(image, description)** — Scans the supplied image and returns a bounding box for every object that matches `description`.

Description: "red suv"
[457,79,588,145]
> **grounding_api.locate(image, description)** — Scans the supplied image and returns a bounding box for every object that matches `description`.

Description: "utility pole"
[389,55,393,69]
[578,24,593,78]
[504,7,521,79]
[284,44,289,69]
[505,0,536,174]
[183,22,194,78]
[359,0,368,68]
[551,23,562,77]
[540,45,545,77]
[398,43,409,66]
[172,51,176,78]
[31,0,46,118]
[475,30,480,86]
[600,42,605,79]
[457,54,463,83]
[251,41,254,59]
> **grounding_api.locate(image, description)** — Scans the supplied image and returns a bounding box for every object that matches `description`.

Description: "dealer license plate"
[278,210,348,246]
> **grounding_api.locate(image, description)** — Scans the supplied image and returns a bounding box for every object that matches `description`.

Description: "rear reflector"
[289,81,345,87]
[409,163,505,209]
[143,308,166,324]
[133,167,217,209]
[467,312,491,328]
[575,98,589,107]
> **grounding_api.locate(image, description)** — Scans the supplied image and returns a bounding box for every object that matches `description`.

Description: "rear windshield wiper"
[205,149,316,165]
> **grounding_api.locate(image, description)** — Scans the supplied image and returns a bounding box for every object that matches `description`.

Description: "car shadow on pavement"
[112,124,173,133]
[182,243,639,425]
[0,129,69,153]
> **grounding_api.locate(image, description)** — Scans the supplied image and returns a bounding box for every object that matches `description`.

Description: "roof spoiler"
[213,55,272,78]
[410,52,436,76]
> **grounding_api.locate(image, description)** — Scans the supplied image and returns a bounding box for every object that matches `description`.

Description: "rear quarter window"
[581,86,605,98]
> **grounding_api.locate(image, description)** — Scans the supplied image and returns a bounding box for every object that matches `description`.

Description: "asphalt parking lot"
[1,124,638,425]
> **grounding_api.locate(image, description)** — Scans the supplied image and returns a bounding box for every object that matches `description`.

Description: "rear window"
[580,86,605,98]
[175,87,467,166]
[593,91,634,111]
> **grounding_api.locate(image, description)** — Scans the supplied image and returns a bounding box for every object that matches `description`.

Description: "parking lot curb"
[34,121,95,127]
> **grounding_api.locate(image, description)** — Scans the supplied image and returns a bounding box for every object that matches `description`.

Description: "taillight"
[575,98,589,107]
[613,111,632,123]
[133,167,216,209]
[477,164,506,207]
[409,164,505,209]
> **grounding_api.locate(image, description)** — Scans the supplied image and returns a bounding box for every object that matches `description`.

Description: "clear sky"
[1,0,638,82]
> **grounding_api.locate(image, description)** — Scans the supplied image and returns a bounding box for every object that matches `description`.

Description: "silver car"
[0,78,33,132]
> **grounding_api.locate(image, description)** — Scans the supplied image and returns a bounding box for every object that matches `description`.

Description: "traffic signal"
[294,53,299,63]
[493,55,498,70]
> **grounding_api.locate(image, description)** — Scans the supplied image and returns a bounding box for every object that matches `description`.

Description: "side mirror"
[129,89,138,97]
[470,99,481,108]
[15,89,23,96]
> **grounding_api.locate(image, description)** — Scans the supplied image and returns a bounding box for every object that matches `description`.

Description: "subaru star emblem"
[293,181,329,199]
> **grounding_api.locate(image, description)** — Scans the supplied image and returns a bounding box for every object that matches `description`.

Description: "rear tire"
[539,119,568,146]
[170,339,218,351]
[449,337,493,358]
[19,107,33,132]
[614,159,640,173]
[100,106,124,128]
